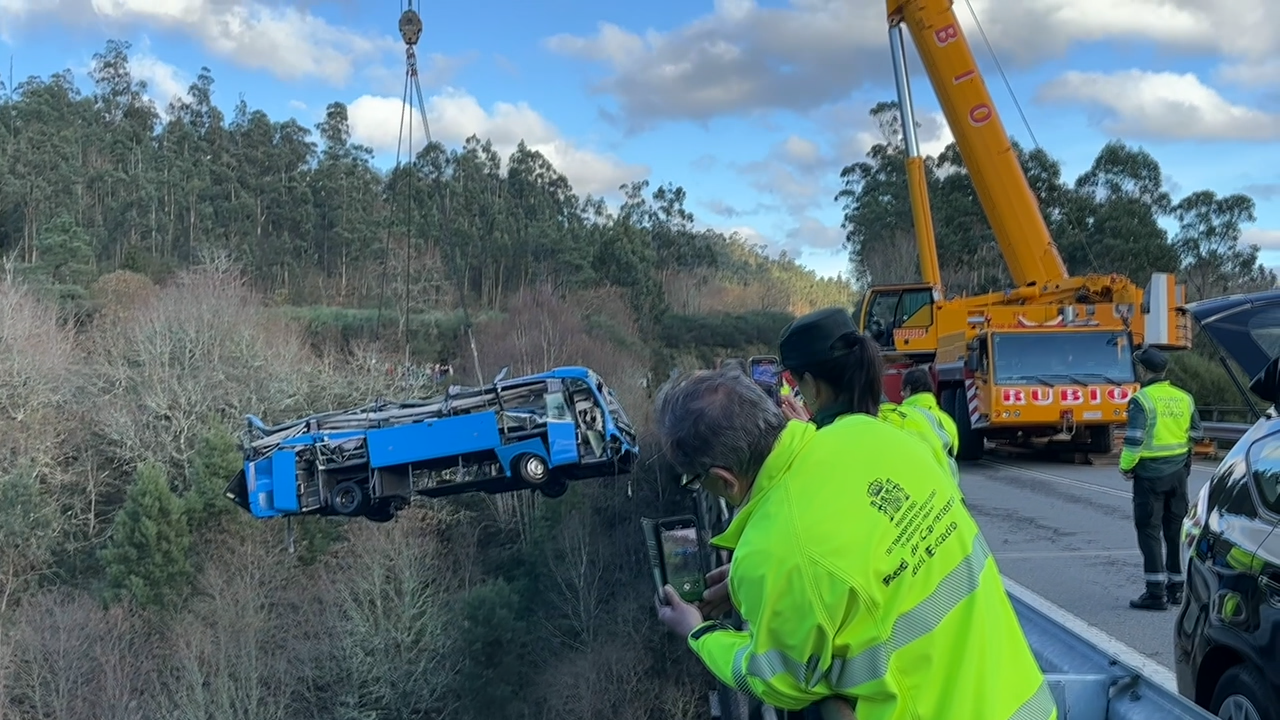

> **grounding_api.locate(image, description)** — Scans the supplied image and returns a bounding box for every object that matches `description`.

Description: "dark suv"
[1176,289,1280,720]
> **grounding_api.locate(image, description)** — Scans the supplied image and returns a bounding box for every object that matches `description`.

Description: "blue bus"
[223,366,639,522]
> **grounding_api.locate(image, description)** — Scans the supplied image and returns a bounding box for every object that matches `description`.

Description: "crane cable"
[959,0,1103,281]
[374,0,431,362]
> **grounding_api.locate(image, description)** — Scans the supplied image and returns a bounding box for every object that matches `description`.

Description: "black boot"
[1167,583,1183,606]
[1130,589,1168,611]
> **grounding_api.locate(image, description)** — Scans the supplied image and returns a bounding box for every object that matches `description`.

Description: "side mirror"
[493,365,510,384]
[1249,356,1280,405]
[965,350,981,373]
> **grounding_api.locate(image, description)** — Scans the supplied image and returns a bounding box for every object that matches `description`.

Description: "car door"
[1244,437,1280,697]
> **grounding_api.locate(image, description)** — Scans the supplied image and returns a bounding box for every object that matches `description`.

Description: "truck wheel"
[1210,664,1279,720]
[331,481,366,516]
[515,453,550,486]
[1088,425,1114,454]
[951,388,985,462]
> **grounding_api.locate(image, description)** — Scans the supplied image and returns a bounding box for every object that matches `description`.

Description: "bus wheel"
[516,453,550,486]
[365,502,397,523]
[539,478,569,499]
[331,481,366,516]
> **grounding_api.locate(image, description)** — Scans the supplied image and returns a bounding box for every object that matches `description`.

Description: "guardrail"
[1196,406,1259,446]
[708,577,1215,719]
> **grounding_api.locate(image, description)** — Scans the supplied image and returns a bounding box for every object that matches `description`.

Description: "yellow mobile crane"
[856,0,1192,460]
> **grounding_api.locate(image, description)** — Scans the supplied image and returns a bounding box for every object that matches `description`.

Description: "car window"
[1246,435,1280,513]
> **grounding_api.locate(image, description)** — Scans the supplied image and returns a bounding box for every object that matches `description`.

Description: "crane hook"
[399,8,423,46]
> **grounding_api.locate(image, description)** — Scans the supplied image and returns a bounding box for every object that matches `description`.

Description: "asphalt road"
[964,455,1216,670]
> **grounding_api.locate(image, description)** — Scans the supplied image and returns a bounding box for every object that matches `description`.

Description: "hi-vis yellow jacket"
[878,402,961,492]
[901,392,959,458]
[688,417,1054,719]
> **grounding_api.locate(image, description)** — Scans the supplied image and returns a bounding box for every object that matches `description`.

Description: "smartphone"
[749,355,782,404]
[642,515,706,604]
[781,369,804,404]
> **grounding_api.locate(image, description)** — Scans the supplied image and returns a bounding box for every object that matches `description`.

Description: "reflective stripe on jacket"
[1119,381,1198,472]
[901,392,959,458]
[688,417,1054,719]
[879,402,961,491]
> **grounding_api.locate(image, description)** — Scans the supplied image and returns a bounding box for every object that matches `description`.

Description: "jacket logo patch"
[867,478,910,520]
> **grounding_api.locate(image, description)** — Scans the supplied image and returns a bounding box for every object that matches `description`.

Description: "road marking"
[1001,575,1177,691]
[996,549,1141,559]
[978,460,1132,499]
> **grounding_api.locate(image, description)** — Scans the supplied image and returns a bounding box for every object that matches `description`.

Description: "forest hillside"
[0,41,1272,719]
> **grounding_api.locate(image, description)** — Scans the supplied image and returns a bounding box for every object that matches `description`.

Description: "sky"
[1,0,1277,281]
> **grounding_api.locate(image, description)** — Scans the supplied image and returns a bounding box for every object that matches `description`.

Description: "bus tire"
[539,478,569,498]
[515,453,550,486]
[331,481,366,516]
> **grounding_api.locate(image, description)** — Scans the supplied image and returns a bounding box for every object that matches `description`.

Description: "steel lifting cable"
[960,0,1102,280]
[375,0,433,362]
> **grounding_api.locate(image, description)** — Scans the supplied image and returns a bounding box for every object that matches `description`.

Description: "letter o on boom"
[968,104,992,126]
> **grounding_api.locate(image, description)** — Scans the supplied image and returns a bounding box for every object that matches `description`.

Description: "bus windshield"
[992,331,1135,384]
[589,371,633,432]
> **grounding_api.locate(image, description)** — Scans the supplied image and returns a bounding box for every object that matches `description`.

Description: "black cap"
[779,307,857,371]
[1134,346,1169,373]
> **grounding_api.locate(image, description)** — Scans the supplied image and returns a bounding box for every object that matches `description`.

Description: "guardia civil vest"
[901,392,959,458]
[1127,380,1195,462]
[687,417,1055,719]
[879,401,961,491]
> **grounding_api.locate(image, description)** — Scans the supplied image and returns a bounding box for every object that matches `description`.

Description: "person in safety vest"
[900,366,959,458]
[1120,346,1203,611]
[651,365,1056,719]
[772,308,960,490]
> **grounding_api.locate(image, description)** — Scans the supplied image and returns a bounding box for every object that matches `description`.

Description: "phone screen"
[661,525,705,603]
[751,359,779,387]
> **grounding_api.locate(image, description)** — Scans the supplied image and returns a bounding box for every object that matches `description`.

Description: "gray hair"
[654,366,788,481]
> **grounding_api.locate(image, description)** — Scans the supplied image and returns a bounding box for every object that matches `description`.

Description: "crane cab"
[855,283,940,355]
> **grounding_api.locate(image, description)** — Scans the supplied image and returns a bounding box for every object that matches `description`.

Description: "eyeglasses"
[679,472,705,491]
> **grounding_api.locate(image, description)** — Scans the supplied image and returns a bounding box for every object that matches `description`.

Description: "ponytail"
[791,331,882,415]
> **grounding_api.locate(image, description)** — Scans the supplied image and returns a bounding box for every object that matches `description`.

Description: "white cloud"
[131,52,188,107]
[1244,228,1280,250]
[842,110,953,159]
[785,216,844,250]
[288,99,307,110]
[3,0,399,86]
[1038,70,1280,141]
[1218,58,1280,88]
[544,0,1280,124]
[346,88,647,197]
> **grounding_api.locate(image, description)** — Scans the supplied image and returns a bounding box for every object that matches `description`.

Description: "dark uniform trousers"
[1132,457,1190,592]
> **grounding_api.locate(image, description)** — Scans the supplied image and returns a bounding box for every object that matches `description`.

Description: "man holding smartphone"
[652,366,1054,719]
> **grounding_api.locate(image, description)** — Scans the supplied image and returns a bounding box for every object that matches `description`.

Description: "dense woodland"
[0,41,1272,719]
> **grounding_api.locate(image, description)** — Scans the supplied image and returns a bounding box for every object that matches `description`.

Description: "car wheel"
[1210,664,1279,720]
[515,453,550,486]
[330,481,366,516]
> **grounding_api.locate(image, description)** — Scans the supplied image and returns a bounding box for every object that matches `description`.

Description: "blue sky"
[1,0,1277,280]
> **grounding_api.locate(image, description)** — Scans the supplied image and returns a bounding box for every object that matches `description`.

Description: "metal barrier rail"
[714,578,1215,719]
[1197,406,1256,444]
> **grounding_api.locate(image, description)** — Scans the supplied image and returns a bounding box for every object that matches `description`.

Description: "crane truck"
[856,0,1193,460]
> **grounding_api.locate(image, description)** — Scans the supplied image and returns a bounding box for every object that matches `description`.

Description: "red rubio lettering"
[1088,386,1102,404]
[1106,386,1132,403]
[968,104,993,126]
[952,69,976,84]
[1029,387,1052,405]
[1059,387,1083,404]
[934,24,960,46]
[1001,388,1025,405]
